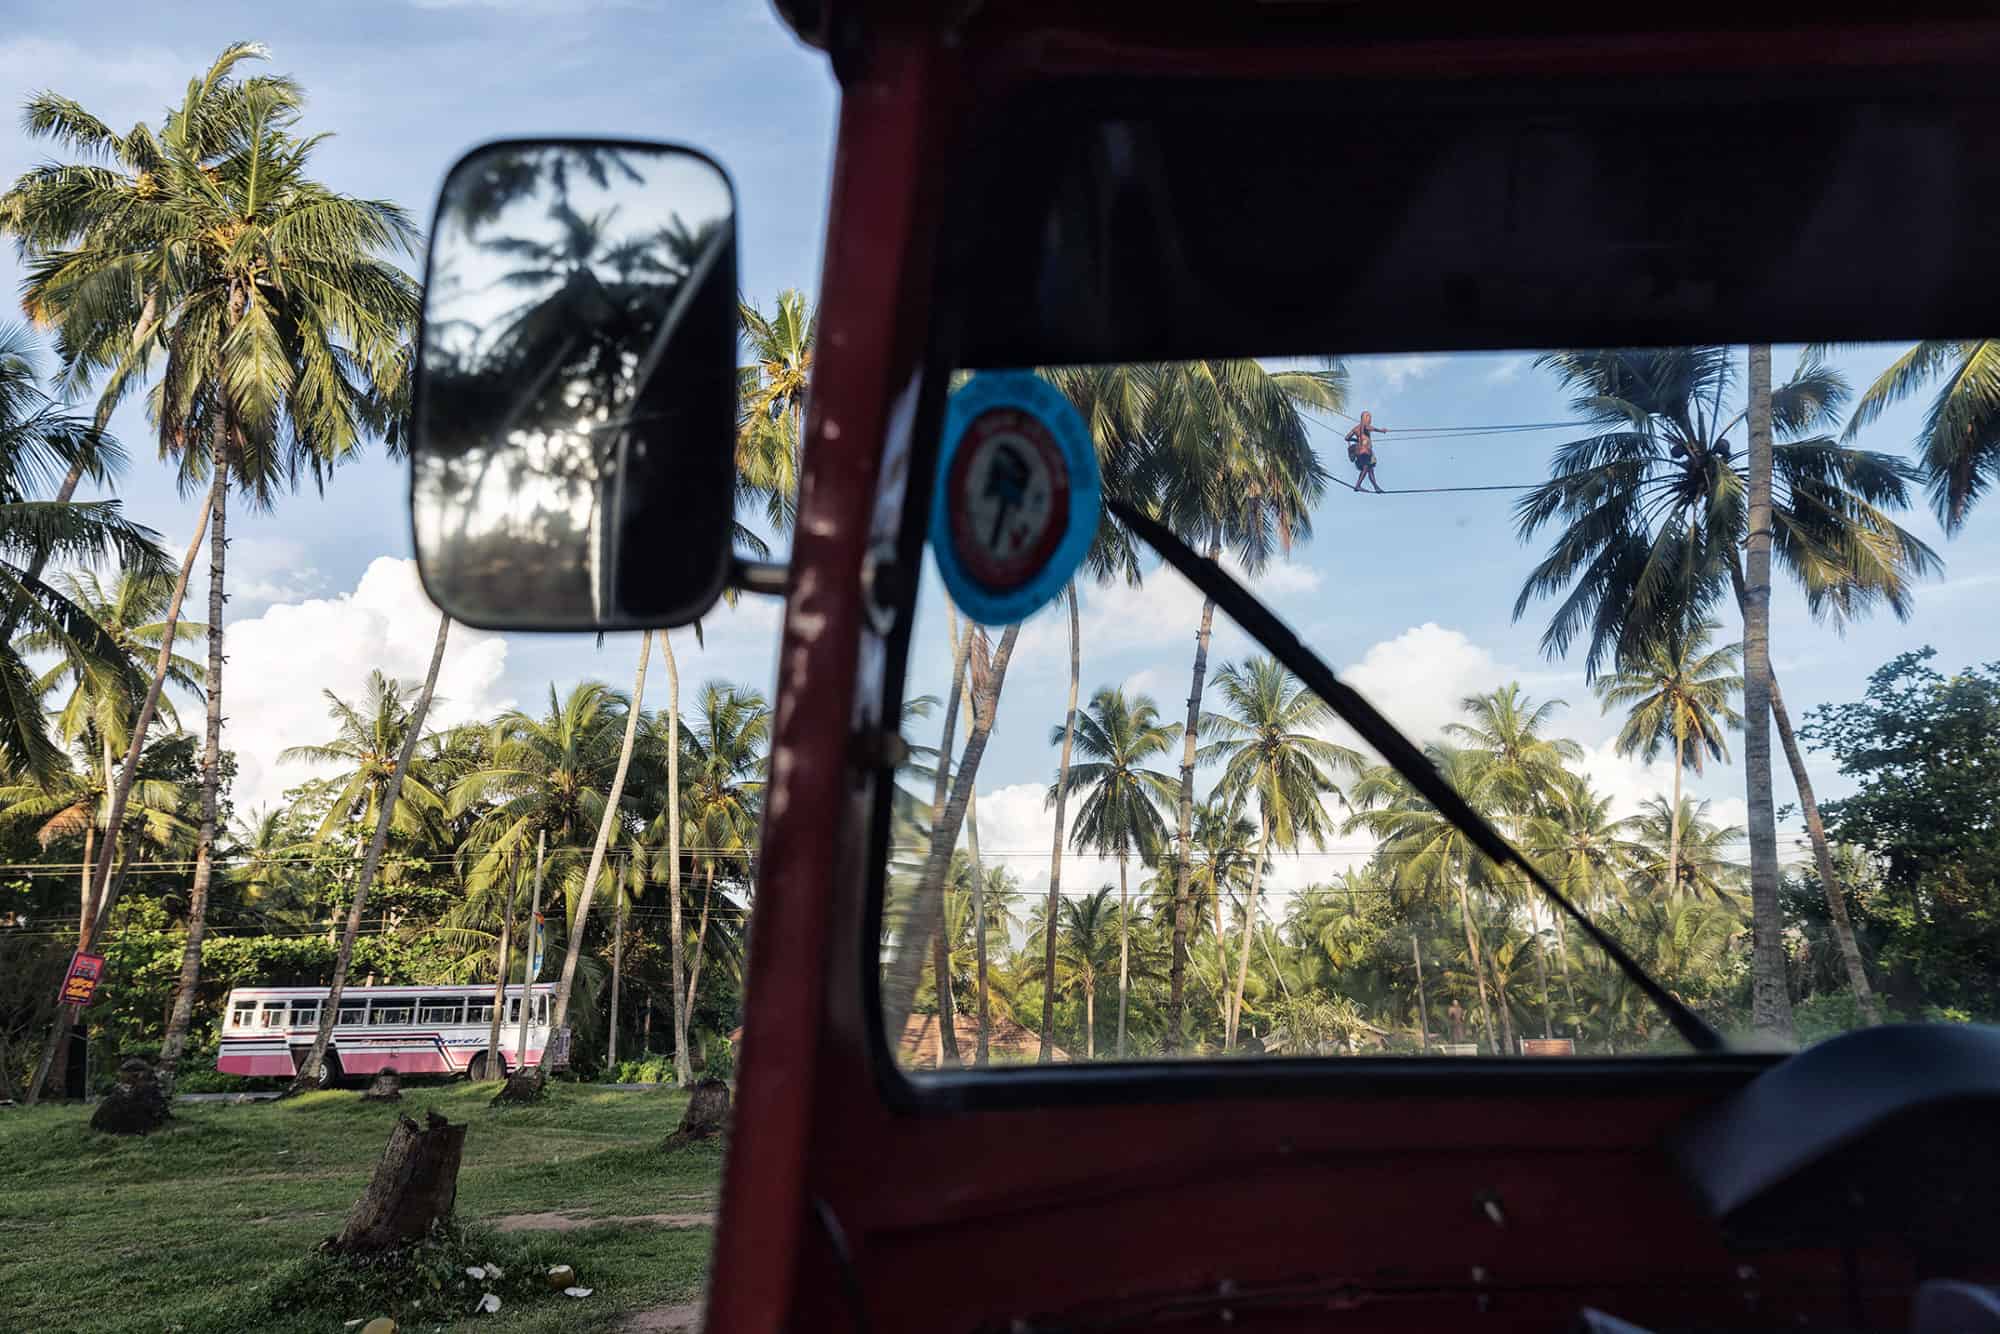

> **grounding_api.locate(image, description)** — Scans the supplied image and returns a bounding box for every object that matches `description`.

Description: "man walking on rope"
[1345,411,1387,493]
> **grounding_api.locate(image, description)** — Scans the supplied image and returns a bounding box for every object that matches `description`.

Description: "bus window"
[337,1003,366,1027]
[466,1000,495,1024]
[290,1000,320,1027]
[537,995,549,1026]
[230,1000,255,1028]
[507,997,521,1024]
[418,997,464,1025]
[259,1002,288,1029]
[369,998,414,1026]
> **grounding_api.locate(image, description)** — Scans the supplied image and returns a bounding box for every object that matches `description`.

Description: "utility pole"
[1412,932,1430,1055]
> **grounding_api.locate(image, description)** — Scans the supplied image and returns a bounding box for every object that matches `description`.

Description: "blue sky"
[6,6,1998,902]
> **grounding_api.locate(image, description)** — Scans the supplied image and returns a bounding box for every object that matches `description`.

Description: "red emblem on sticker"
[946,408,1071,591]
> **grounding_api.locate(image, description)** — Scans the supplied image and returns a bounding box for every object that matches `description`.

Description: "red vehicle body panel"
[708,8,2000,1332]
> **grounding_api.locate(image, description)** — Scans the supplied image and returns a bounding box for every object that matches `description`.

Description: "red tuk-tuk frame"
[708,6,2000,1331]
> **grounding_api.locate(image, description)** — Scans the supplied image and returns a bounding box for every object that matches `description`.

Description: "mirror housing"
[410,138,739,631]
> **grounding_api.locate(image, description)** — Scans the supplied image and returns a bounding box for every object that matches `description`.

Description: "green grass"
[0,1083,722,1333]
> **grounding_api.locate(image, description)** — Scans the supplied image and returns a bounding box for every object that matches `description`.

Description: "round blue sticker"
[930,372,1100,626]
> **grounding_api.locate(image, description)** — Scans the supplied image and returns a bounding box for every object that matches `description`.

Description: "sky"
[6,5,1999,911]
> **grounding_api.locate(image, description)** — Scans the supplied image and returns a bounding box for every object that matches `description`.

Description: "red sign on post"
[60,951,106,1006]
[1519,1037,1576,1056]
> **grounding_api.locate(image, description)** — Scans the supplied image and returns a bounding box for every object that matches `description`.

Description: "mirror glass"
[413,140,738,630]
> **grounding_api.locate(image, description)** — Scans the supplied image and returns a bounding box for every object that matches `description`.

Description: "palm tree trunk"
[1168,562,1222,1054]
[967,799,990,1067]
[1227,812,1273,1051]
[661,631,690,1084]
[516,833,545,1069]
[288,611,452,1092]
[607,894,625,1068]
[1669,720,1685,898]
[1041,590,1080,1063]
[484,903,512,1080]
[954,643,991,1066]
[28,495,214,1105]
[1115,853,1132,1058]
[157,462,231,1091]
[684,862,715,1020]
[1534,917,1553,1039]
[1455,880,1498,1051]
[925,613,973,1068]
[1769,673,1881,1024]
[1412,932,1430,1052]
[1084,979,1095,1061]
[882,624,1021,1040]
[544,632,650,1068]
[1742,344,1796,1041]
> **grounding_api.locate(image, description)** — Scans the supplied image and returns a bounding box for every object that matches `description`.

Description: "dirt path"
[489,1209,716,1232]
[619,1302,702,1331]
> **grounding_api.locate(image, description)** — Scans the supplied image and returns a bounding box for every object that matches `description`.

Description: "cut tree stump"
[664,1078,730,1149]
[90,1059,172,1136]
[361,1067,402,1102]
[329,1110,466,1253]
[490,1067,547,1106]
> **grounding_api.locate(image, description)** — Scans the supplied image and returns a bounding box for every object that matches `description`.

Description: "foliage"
[1803,649,2000,1018]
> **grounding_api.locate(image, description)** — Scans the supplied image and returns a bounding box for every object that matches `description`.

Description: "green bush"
[609,1056,674,1085]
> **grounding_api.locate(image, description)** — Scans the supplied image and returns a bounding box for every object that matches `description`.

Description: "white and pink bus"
[217,983,569,1083]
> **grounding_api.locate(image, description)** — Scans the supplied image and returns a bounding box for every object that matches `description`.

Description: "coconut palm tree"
[279,621,452,1092]
[1591,622,1741,901]
[1843,340,2000,533]
[278,671,448,843]
[1517,346,1936,1038]
[0,327,167,784]
[1200,655,1362,1049]
[737,289,813,535]
[1037,364,1152,1061]
[9,47,420,1090]
[1348,746,1511,1052]
[1050,686,1181,1057]
[1630,796,1748,903]
[1026,887,1122,1059]
[1446,686,1584,819]
[542,639,652,1072]
[27,568,204,756]
[674,679,769,1057]
[882,622,1023,1043]
[1142,358,1346,1050]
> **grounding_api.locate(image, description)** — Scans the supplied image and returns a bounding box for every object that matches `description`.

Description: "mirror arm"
[730,557,790,598]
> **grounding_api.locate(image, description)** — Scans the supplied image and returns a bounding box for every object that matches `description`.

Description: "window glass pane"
[230,1001,255,1028]
[869,347,1953,1072]
[369,1000,414,1026]
[337,1005,366,1027]
[507,998,521,1024]
[259,1003,288,1029]
[466,1001,495,1024]
[418,998,464,1024]
[290,1001,320,1027]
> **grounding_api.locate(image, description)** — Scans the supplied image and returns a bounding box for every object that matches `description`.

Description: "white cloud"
[1483,355,1530,385]
[1339,622,1502,750]
[189,534,326,613]
[220,558,512,814]
[1357,354,1449,391]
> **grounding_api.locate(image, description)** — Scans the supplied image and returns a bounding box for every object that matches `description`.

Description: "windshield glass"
[876,343,1998,1068]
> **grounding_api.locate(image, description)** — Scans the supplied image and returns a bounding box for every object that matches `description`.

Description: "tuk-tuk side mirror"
[411,138,739,631]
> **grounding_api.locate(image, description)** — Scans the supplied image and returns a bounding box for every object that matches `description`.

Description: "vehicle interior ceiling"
[781,22,2000,1333]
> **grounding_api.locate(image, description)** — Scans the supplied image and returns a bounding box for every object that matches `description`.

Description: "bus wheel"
[317,1053,343,1090]
[469,1052,505,1081]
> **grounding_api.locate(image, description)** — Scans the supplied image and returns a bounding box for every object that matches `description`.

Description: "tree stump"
[360,1067,402,1102]
[329,1111,466,1253]
[490,1067,547,1106]
[664,1078,730,1149]
[90,1059,172,1136]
